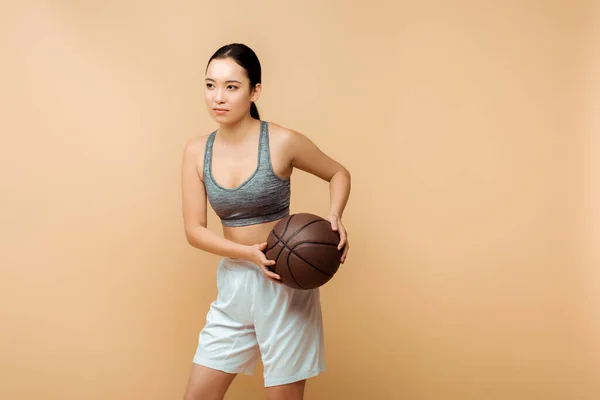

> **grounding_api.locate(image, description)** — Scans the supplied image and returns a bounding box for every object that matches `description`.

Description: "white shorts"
[193,257,326,387]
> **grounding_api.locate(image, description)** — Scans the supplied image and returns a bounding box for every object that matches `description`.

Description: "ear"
[250,83,262,102]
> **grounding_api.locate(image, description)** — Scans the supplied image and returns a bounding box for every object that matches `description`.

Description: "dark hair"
[207,43,262,120]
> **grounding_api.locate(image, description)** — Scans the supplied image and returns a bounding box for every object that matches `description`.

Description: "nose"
[214,89,225,104]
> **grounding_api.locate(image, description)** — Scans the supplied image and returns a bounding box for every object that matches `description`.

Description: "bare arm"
[286,130,351,217]
[285,129,352,262]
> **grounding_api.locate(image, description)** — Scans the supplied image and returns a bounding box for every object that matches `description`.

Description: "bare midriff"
[222,217,285,246]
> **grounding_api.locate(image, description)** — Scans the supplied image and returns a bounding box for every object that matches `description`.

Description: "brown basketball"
[264,213,342,289]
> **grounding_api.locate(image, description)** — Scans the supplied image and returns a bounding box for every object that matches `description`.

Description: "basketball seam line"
[292,241,339,248]
[272,214,295,262]
[285,251,306,289]
[284,219,327,245]
[290,241,340,276]
[272,230,334,278]
[271,230,305,289]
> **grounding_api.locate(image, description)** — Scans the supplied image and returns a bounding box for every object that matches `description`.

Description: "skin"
[181,57,351,400]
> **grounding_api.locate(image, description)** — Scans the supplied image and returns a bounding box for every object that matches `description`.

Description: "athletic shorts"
[193,257,326,387]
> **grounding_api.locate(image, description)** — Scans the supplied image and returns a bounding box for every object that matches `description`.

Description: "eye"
[206,83,214,89]
[227,85,238,90]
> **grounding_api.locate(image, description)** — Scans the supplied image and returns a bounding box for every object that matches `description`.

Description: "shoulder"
[265,121,343,180]
[183,132,212,157]
[266,121,310,151]
[182,132,213,180]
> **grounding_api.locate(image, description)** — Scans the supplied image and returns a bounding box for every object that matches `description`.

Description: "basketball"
[264,213,342,289]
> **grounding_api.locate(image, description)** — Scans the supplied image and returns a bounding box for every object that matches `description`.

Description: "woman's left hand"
[327,213,349,264]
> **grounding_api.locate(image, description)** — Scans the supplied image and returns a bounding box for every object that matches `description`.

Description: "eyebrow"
[205,78,242,84]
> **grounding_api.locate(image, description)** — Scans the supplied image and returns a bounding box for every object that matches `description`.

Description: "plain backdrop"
[1,1,599,399]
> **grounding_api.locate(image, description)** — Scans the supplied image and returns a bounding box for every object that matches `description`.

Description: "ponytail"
[250,102,260,120]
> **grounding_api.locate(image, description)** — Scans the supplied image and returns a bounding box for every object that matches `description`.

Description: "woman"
[181,43,351,400]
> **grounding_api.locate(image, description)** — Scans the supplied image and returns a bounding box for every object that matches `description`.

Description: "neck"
[217,115,260,142]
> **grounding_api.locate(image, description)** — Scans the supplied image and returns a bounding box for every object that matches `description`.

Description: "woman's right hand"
[246,242,282,284]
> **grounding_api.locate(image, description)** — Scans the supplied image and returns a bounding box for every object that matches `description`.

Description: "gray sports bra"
[203,121,291,227]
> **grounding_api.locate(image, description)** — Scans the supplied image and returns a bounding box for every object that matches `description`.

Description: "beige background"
[578,0,600,395]
[1,1,598,399]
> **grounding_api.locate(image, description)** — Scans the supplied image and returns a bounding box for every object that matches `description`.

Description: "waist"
[222,217,283,246]
[221,256,260,271]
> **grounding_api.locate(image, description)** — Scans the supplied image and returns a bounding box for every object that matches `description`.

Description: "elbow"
[337,167,351,182]
[184,223,206,247]
[329,167,350,183]
[185,231,196,246]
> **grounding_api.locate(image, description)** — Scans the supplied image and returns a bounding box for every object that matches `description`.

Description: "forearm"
[185,225,250,260]
[329,168,351,217]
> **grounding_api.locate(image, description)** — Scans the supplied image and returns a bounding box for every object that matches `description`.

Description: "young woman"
[181,43,351,400]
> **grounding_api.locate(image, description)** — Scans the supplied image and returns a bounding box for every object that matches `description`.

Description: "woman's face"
[204,58,260,123]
